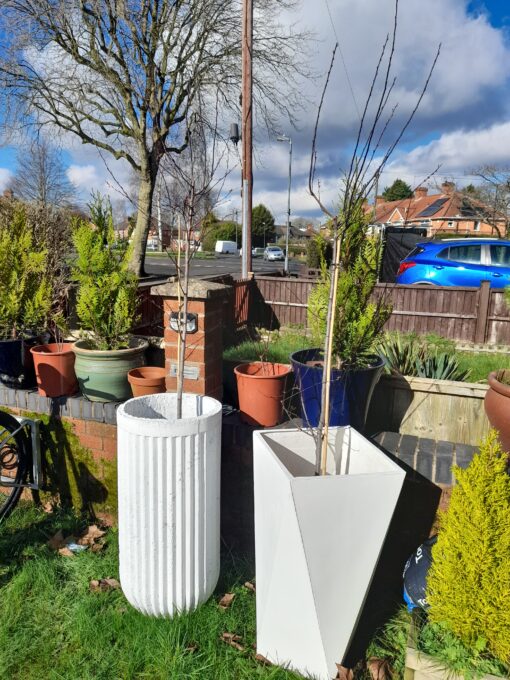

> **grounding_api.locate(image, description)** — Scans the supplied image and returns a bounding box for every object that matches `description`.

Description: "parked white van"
[215,240,238,254]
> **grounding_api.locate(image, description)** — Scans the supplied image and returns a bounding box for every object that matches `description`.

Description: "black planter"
[0,336,43,389]
[290,348,385,430]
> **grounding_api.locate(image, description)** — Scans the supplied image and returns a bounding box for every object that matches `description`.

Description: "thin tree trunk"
[129,166,156,277]
[315,230,339,475]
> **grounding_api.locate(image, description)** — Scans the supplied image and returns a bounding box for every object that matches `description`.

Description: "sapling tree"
[308,2,440,474]
[157,111,230,417]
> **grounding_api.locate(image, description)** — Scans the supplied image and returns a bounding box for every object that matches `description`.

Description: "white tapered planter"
[254,426,405,680]
[117,393,222,616]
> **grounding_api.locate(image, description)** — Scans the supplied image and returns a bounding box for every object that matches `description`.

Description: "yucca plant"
[427,431,510,669]
[72,194,139,350]
[416,353,470,382]
[0,208,52,339]
[378,333,421,377]
[378,333,471,382]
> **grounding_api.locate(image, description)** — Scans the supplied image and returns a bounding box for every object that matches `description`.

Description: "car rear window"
[490,245,510,267]
[441,245,481,264]
[407,246,425,258]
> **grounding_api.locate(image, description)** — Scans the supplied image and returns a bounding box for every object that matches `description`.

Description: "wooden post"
[241,0,253,277]
[474,280,490,344]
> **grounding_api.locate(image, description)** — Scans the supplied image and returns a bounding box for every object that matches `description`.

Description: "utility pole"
[241,0,253,278]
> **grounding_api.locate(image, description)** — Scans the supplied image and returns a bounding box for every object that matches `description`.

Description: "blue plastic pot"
[290,348,384,430]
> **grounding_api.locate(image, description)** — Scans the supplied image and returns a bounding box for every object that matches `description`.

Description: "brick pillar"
[151,279,229,400]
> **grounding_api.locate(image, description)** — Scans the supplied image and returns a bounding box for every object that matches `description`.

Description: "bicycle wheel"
[0,411,29,521]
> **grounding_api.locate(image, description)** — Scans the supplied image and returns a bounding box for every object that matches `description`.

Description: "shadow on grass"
[0,505,86,588]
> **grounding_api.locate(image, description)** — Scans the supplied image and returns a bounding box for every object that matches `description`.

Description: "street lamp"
[277,134,292,274]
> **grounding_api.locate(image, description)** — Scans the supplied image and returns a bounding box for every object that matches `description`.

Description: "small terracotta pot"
[127,366,167,397]
[30,343,79,398]
[234,362,292,427]
[484,370,510,452]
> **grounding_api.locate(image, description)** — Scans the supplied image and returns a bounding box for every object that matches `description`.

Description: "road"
[144,253,302,279]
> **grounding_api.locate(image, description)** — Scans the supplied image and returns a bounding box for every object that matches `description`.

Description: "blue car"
[396,239,510,288]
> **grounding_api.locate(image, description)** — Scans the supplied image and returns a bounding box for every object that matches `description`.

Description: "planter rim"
[0,333,40,343]
[234,361,292,379]
[73,336,148,357]
[117,392,222,437]
[290,348,385,373]
[30,342,75,356]
[254,426,405,482]
[127,366,166,385]
[487,370,510,398]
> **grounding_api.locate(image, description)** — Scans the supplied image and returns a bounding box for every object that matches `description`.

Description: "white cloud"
[0,168,13,193]
[67,164,98,189]
[379,121,510,189]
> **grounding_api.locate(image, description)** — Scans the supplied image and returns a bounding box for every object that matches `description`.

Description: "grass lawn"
[0,504,300,680]
[224,328,510,384]
[223,329,313,365]
[456,351,510,383]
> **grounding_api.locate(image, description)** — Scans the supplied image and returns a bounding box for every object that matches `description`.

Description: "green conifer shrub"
[307,208,391,367]
[72,195,138,350]
[306,234,332,268]
[427,431,510,666]
[0,208,51,338]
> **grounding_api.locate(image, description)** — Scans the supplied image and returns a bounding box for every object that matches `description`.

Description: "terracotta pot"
[484,370,510,452]
[30,343,79,398]
[234,362,292,427]
[127,366,167,397]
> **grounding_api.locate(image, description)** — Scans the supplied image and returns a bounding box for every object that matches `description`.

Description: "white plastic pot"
[254,426,405,680]
[117,393,222,616]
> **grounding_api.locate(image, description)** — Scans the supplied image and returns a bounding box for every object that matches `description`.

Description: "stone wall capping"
[151,277,229,300]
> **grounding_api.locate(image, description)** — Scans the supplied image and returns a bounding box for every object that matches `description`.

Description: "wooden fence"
[139,273,510,345]
[251,276,510,345]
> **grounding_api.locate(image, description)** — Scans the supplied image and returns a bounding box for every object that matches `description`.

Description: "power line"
[323,0,361,121]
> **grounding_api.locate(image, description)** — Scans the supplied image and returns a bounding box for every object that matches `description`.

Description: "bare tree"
[158,110,231,416]
[9,139,76,208]
[0,0,308,276]
[308,3,440,474]
[461,166,510,237]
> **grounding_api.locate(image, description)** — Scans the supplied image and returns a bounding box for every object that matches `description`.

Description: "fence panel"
[134,283,164,336]
[377,283,480,342]
[487,289,510,344]
[251,276,510,344]
[233,278,252,330]
[254,276,313,327]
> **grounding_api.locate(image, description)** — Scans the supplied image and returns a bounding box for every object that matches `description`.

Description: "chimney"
[441,181,455,195]
[2,189,13,200]
[414,187,428,199]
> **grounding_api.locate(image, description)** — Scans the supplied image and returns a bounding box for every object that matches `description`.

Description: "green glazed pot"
[73,337,149,402]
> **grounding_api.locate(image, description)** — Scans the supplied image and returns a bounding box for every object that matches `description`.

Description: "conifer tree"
[382,178,413,201]
[427,431,510,665]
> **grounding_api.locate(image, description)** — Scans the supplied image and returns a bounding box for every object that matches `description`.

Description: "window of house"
[474,221,481,232]
[490,245,510,267]
[445,245,482,264]
[447,221,454,228]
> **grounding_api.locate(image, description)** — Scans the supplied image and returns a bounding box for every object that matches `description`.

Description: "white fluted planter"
[254,426,405,680]
[117,393,222,617]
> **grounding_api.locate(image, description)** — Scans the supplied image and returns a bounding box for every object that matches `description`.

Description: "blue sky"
[1,0,510,222]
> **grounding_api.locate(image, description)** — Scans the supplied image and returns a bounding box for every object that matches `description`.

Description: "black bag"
[402,536,437,611]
